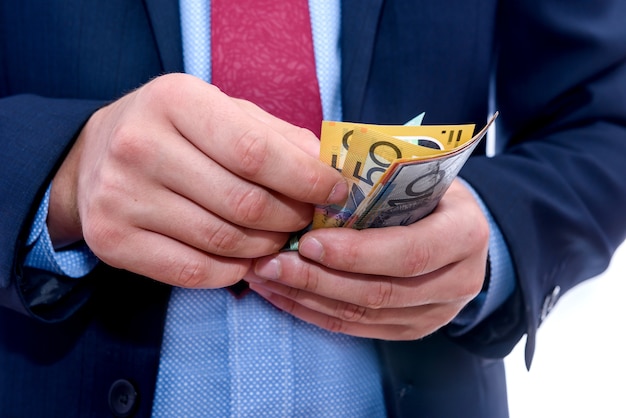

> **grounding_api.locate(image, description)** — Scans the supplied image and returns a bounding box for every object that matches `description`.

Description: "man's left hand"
[244,180,490,341]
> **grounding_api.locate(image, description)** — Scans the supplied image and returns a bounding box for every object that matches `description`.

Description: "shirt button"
[108,379,138,417]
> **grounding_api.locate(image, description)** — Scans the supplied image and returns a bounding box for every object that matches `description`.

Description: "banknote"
[313,116,491,229]
[315,127,444,228]
[284,113,497,250]
[345,151,466,229]
[318,117,472,172]
[343,113,497,229]
[319,117,426,172]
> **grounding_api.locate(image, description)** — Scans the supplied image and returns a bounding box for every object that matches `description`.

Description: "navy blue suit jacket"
[2,0,626,416]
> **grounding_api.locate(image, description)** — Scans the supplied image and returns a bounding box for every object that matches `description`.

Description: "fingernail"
[299,237,324,262]
[327,180,348,204]
[254,258,281,280]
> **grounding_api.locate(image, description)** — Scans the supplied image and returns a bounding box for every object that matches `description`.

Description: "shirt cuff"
[448,178,516,335]
[24,184,98,278]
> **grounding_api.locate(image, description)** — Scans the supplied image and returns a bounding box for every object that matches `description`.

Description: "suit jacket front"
[2,0,626,416]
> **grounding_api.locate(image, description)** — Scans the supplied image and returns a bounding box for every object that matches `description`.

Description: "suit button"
[108,379,138,417]
[540,285,561,323]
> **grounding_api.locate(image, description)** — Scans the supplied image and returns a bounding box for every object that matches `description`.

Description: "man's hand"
[47,73,348,289]
[244,180,489,340]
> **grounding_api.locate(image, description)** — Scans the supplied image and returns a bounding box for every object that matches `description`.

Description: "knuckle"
[365,278,393,309]
[175,259,208,288]
[108,124,156,167]
[280,297,298,315]
[338,243,362,272]
[84,227,141,274]
[455,203,489,244]
[456,273,484,301]
[234,129,270,178]
[82,211,124,259]
[284,286,302,301]
[322,317,347,334]
[82,227,112,261]
[472,217,490,253]
[227,187,269,226]
[80,183,135,259]
[335,302,368,323]
[296,165,326,203]
[298,265,320,293]
[459,209,489,254]
[404,241,430,276]
[203,222,243,255]
[145,73,191,102]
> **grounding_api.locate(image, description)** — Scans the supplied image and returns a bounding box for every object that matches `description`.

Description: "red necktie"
[211,1,323,296]
[211,0,323,137]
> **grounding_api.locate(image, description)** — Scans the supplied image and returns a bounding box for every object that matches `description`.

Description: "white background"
[505,241,626,417]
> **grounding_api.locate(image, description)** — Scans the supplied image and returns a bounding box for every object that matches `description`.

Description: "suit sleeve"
[457,0,626,364]
[0,94,106,321]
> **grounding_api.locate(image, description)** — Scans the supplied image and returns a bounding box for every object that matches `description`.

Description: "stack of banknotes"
[286,112,497,250]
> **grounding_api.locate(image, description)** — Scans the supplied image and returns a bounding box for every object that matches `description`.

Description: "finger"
[249,278,450,326]
[82,123,304,250]
[153,129,314,232]
[249,282,452,341]
[87,227,250,289]
[146,74,347,205]
[249,253,480,309]
[126,185,289,257]
[233,98,322,158]
[298,182,489,277]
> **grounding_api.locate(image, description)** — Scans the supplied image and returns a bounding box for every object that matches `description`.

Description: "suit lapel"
[143,0,184,73]
[340,0,385,121]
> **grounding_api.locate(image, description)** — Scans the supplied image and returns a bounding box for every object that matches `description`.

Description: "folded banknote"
[284,112,497,250]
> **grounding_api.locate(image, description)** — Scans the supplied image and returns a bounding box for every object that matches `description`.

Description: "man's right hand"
[46,73,348,289]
